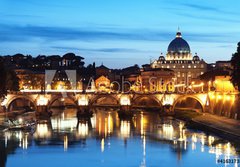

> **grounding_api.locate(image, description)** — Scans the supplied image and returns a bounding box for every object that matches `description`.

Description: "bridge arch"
[6,95,37,112]
[89,94,119,106]
[172,95,204,112]
[48,95,78,109]
[132,95,162,107]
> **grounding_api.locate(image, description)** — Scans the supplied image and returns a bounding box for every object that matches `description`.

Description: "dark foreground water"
[0,108,239,167]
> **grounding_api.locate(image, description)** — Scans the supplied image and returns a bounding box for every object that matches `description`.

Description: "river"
[0,108,239,167]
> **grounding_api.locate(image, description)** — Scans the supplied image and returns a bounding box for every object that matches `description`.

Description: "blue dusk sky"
[0,0,240,68]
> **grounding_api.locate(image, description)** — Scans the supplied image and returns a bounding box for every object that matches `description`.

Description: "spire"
[176,27,182,38]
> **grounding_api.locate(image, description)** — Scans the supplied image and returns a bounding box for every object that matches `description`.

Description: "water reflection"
[35,123,51,139]
[120,121,131,138]
[0,108,239,167]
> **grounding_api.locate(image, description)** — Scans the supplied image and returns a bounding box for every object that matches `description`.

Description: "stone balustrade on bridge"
[1,91,227,113]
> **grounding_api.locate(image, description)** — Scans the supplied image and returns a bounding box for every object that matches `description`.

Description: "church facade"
[151,31,207,84]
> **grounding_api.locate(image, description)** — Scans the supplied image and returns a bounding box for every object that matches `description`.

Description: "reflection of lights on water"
[179,122,184,130]
[209,146,215,154]
[178,122,186,141]
[97,112,113,136]
[208,141,238,165]
[201,134,205,152]
[120,121,130,138]
[91,113,96,129]
[36,124,50,138]
[162,124,174,140]
[191,134,197,150]
[108,113,113,134]
[4,131,11,148]
[141,112,144,135]
[201,135,205,145]
[64,135,68,151]
[184,141,187,150]
[225,142,231,156]
[4,131,29,149]
[16,131,23,147]
[101,138,104,152]
[191,134,197,143]
[192,142,196,150]
[215,144,222,164]
[23,134,28,150]
[143,135,146,156]
[15,132,28,149]
[51,117,77,130]
[140,135,146,167]
[78,123,88,136]
[208,136,215,146]
[98,117,102,135]
[201,145,204,152]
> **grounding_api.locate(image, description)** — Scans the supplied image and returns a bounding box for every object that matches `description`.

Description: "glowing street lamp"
[201,82,204,92]
[78,95,89,106]
[208,81,211,92]
[120,95,131,106]
[37,96,48,106]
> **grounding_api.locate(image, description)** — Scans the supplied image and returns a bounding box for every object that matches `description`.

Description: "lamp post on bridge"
[120,95,131,110]
[36,95,49,117]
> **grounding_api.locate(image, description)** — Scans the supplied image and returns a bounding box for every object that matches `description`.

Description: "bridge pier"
[162,105,173,113]
[36,106,48,113]
[35,95,51,119]
[0,106,6,113]
[204,106,210,113]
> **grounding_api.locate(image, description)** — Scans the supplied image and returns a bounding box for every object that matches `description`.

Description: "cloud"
[177,12,240,24]
[0,23,237,44]
[51,46,144,53]
[180,2,239,15]
[0,24,171,42]
[181,3,220,12]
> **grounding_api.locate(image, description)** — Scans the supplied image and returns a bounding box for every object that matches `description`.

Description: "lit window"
[167,65,169,68]
[173,66,176,68]
[201,72,204,75]
[194,66,196,68]
[188,65,191,68]
[182,66,185,68]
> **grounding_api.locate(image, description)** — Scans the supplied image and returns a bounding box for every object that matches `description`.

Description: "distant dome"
[167,31,190,53]
[159,55,165,61]
[193,55,200,61]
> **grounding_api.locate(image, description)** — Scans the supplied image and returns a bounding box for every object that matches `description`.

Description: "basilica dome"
[167,31,190,53]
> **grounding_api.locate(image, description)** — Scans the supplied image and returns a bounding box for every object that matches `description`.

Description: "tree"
[231,42,240,91]
[6,70,19,91]
[0,58,7,98]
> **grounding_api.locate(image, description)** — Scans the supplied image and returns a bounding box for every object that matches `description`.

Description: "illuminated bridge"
[1,90,237,114]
